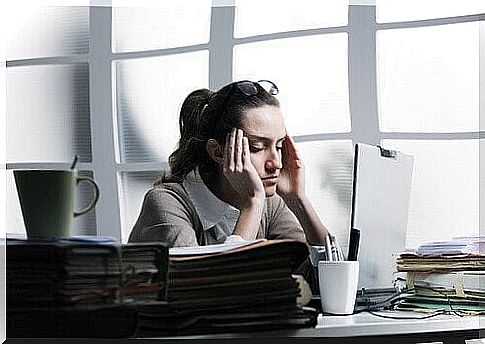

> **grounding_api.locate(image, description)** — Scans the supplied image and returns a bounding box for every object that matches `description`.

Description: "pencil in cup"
[330,235,344,261]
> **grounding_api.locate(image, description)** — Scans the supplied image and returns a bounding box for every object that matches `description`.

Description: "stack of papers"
[6,238,169,337]
[415,236,485,256]
[394,236,485,314]
[136,239,317,336]
[121,243,169,302]
[7,240,123,305]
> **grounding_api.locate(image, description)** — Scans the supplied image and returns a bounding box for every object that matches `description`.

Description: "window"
[6,5,95,237]
[5,3,483,250]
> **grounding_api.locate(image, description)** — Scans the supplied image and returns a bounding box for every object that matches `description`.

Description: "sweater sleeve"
[128,186,200,247]
[265,195,307,243]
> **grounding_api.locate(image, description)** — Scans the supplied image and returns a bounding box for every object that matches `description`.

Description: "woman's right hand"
[223,128,265,207]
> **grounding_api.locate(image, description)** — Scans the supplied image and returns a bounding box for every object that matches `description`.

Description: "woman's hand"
[223,128,265,206]
[277,135,306,201]
[277,134,330,245]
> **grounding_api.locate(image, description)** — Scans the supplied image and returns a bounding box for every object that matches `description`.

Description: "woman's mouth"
[261,176,278,186]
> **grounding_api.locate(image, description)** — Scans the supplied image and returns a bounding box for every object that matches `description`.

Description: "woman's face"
[241,105,286,197]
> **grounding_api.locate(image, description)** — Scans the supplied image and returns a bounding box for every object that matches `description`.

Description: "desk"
[152,312,483,343]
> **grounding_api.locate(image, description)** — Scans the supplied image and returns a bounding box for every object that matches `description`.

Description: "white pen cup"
[318,261,359,315]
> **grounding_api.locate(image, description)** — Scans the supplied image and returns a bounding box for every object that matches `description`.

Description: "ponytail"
[155,89,212,184]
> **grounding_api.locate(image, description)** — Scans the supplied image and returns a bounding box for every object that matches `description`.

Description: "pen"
[348,228,361,261]
[324,235,333,261]
[330,235,341,261]
[330,235,339,261]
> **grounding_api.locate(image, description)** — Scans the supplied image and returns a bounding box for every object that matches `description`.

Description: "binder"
[351,143,414,289]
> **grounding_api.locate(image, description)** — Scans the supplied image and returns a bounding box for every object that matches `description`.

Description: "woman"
[128,80,330,247]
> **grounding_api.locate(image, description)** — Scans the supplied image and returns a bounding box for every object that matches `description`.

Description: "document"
[169,239,265,256]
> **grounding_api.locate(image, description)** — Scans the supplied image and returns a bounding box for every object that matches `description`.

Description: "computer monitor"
[349,143,414,290]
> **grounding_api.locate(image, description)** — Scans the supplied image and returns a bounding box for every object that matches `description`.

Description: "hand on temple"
[277,134,306,202]
[222,128,265,207]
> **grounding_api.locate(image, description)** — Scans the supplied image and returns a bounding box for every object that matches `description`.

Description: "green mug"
[14,169,100,239]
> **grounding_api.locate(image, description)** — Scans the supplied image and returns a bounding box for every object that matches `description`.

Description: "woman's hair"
[156,80,280,185]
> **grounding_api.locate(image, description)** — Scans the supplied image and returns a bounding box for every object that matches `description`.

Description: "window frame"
[5,4,483,242]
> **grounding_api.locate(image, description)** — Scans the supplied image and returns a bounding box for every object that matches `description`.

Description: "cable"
[367,309,447,320]
[362,284,482,319]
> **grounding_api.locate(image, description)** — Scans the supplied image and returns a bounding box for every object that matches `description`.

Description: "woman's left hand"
[277,135,306,201]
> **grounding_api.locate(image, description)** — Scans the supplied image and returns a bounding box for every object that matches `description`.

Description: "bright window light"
[114,51,209,163]
[376,0,485,23]
[6,5,89,60]
[377,22,479,132]
[234,0,348,38]
[382,139,479,249]
[234,34,350,135]
[7,64,91,163]
[112,0,211,53]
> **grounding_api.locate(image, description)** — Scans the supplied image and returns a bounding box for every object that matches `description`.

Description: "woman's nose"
[265,150,282,171]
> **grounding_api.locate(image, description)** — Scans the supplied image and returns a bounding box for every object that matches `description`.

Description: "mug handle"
[73,176,100,217]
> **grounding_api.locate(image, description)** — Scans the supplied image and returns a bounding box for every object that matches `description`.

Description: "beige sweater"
[128,182,307,247]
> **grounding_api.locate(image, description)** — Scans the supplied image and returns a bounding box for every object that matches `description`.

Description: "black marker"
[348,228,360,261]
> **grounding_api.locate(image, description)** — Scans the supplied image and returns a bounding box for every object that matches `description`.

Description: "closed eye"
[249,146,263,153]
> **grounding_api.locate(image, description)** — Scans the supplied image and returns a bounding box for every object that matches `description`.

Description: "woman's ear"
[206,139,224,164]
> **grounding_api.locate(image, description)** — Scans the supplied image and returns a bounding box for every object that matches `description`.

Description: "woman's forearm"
[283,195,330,245]
[232,197,265,240]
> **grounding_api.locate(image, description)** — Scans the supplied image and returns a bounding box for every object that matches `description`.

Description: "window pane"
[112,0,211,53]
[234,34,350,135]
[6,170,97,237]
[115,51,208,163]
[6,6,89,60]
[296,140,353,253]
[119,171,161,243]
[234,0,348,38]
[382,139,479,249]
[376,0,485,23]
[377,22,479,132]
[7,64,92,163]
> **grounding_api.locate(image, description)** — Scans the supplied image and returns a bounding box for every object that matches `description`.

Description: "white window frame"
[6,3,483,241]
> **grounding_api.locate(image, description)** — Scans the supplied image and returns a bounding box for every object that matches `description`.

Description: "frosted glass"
[115,51,209,163]
[382,140,479,249]
[296,140,353,254]
[234,34,350,135]
[119,171,162,243]
[112,0,211,53]
[376,0,485,23]
[6,6,89,60]
[7,64,92,163]
[234,0,348,38]
[6,170,97,237]
[377,23,479,132]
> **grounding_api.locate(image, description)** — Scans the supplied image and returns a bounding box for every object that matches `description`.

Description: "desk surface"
[307,311,482,337]
[157,311,483,339]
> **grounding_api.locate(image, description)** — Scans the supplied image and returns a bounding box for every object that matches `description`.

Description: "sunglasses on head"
[219,80,279,118]
[233,80,279,96]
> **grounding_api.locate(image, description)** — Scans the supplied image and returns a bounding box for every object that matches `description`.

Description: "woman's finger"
[242,136,251,166]
[283,135,303,169]
[235,129,243,171]
[227,128,236,172]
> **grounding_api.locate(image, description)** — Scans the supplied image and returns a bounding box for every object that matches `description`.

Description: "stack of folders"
[394,236,485,314]
[135,239,317,336]
[6,237,169,338]
[121,243,169,302]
